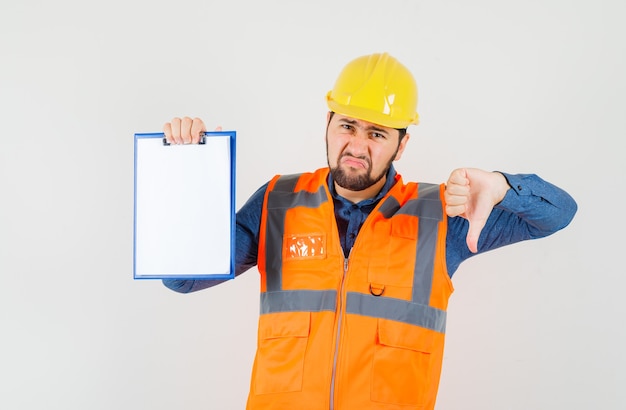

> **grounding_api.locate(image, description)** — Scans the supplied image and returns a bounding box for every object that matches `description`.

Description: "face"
[325,113,409,192]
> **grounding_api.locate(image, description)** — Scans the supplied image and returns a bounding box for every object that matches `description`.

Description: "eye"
[341,124,354,131]
[371,132,386,139]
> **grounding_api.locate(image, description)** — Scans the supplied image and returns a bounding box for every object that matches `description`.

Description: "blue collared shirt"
[328,166,398,258]
[164,166,577,293]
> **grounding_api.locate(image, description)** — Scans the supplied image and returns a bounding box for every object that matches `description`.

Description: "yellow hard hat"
[326,52,419,129]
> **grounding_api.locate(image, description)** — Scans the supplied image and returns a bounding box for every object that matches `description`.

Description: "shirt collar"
[327,164,397,207]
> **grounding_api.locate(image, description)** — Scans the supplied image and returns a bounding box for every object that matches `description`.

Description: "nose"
[346,130,369,156]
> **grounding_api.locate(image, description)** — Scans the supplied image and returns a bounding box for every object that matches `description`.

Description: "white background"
[1,1,625,409]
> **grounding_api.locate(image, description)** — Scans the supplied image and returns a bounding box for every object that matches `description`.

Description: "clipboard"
[133,131,236,280]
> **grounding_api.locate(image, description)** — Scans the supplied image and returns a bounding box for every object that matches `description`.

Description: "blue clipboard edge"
[133,131,237,280]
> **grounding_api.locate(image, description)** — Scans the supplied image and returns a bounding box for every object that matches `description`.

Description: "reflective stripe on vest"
[264,173,329,292]
[261,173,447,334]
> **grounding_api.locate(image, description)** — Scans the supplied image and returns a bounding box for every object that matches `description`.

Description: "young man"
[161,53,577,410]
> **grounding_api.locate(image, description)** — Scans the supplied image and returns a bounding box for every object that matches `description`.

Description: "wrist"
[493,172,510,204]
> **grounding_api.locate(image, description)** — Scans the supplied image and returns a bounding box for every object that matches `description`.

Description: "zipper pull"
[343,248,353,273]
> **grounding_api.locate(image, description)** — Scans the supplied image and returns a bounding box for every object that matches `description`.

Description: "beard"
[329,152,394,192]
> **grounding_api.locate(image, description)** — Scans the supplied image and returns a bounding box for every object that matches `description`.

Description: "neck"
[334,175,387,204]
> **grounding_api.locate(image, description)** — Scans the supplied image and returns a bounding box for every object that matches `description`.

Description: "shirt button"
[349,233,356,240]
[517,185,523,191]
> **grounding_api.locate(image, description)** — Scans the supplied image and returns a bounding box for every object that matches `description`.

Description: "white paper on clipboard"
[133,132,236,279]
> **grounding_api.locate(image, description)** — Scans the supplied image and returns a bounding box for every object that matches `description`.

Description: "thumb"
[465,192,492,253]
[465,217,487,253]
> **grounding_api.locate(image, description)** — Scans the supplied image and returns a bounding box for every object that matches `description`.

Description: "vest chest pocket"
[254,311,311,395]
[368,217,418,288]
[371,318,435,406]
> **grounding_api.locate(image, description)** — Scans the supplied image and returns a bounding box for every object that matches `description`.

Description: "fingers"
[445,202,466,218]
[163,117,208,144]
[181,117,193,143]
[163,117,182,144]
[444,168,470,217]
[447,168,469,186]
[163,121,173,143]
[190,117,207,144]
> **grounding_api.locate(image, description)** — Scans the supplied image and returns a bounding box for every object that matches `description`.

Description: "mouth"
[340,155,369,170]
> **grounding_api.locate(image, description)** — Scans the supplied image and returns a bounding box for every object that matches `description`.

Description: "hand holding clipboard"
[162,116,220,145]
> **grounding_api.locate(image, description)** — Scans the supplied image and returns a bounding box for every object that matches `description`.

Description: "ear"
[394,133,410,161]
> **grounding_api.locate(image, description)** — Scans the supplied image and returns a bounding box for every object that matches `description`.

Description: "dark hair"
[397,128,407,140]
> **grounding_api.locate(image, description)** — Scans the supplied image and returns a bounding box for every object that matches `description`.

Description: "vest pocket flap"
[259,311,311,340]
[390,215,418,239]
[377,318,435,353]
[254,311,310,394]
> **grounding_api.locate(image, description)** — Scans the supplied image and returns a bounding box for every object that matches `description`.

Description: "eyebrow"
[338,118,390,135]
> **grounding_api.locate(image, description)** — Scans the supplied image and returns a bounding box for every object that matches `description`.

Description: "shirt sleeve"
[162,182,268,293]
[445,173,578,276]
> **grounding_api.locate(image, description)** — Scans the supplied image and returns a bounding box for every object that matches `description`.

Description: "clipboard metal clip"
[163,133,207,146]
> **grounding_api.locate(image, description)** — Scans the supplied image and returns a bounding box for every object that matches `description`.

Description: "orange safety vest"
[247,168,453,410]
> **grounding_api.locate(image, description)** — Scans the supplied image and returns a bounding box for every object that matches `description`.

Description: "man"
[161,53,577,410]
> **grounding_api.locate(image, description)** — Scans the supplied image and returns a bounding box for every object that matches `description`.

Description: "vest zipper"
[329,249,351,410]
